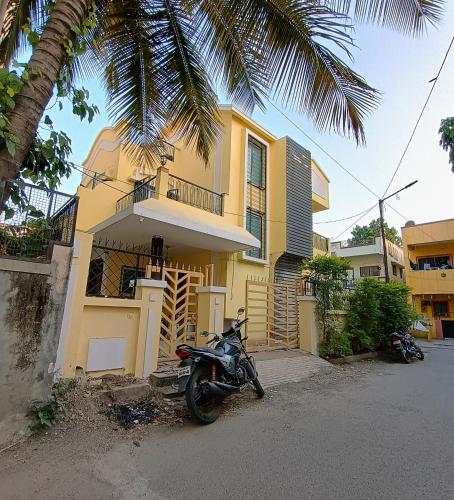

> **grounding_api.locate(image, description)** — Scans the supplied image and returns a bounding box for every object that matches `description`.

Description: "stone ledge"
[329,352,380,365]
[100,382,151,402]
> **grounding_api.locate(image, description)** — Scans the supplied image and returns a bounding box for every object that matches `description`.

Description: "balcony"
[407,268,454,295]
[116,171,223,216]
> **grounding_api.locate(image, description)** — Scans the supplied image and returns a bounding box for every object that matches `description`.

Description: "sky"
[50,3,454,242]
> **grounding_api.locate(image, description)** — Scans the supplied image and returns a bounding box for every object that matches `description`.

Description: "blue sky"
[50,3,454,241]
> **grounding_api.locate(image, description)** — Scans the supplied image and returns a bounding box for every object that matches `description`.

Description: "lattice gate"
[245,279,299,350]
[159,265,204,360]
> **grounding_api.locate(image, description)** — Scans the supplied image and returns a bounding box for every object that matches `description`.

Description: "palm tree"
[0,0,444,182]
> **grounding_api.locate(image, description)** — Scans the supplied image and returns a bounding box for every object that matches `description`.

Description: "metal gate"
[245,279,299,350]
[159,265,204,360]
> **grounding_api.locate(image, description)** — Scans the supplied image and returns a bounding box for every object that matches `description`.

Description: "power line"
[314,206,376,224]
[332,203,377,241]
[267,99,379,199]
[382,34,454,197]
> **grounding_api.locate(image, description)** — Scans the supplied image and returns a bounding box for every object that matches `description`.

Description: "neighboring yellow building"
[402,218,454,339]
[59,106,330,378]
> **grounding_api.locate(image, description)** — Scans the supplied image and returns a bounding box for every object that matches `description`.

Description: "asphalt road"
[2,344,454,499]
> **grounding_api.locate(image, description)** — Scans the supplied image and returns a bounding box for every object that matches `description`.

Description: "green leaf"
[44,115,53,126]
[6,87,15,97]
[5,138,16,157]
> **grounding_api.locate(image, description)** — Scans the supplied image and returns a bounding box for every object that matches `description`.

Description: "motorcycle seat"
[190,346,224,357]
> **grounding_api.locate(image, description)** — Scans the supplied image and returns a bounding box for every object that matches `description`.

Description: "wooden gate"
[246,279,299,350]
[159,265,204,360]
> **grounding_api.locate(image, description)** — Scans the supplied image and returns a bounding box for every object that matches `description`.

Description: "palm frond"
[155,0,221,164]
[96,0,166,170]
[232,0,379,143]
[0,0,47,66]
[323,0,444,35]
[195,0,270,113]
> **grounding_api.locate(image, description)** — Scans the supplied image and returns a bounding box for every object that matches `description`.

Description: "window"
[392,264,397,276]
[399,267,403,279]
[245,134,267,260]
[247,137,265,188]
[417,255,451,270]
[360,266,381,277]
[433,301,449,318]
[246,209,264,259]
[119,266,146,297]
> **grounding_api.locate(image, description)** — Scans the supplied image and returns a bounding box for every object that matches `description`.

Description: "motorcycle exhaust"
[206,381,239,400]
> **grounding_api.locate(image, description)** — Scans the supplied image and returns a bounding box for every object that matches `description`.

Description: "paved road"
[2,345,454,499]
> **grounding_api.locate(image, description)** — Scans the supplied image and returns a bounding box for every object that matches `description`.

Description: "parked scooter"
[390,330,424,363]
[175,308,264,424]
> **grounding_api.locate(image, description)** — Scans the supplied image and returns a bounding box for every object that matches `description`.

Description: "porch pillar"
[196,286,227,346]
[155,166,169,200]
[297,296,318,355]
[134,279,167,377]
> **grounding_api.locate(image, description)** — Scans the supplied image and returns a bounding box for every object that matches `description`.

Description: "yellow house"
[58,106,330,378]
[402,218,454,339]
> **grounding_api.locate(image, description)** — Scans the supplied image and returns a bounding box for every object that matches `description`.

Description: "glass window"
[246,209,263,259]
[360,266,381,277]
[247,137,265,188]
[417,255,450,269]
[392,264,397,276]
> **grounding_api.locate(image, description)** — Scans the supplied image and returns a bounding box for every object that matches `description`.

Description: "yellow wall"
[403,219,454,297]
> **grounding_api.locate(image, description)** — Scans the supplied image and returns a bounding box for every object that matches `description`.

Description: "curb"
[328,351,381,365]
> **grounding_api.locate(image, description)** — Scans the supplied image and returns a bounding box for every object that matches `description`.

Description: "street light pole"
[379,180,418,283]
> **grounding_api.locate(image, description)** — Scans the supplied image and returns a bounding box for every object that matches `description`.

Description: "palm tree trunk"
[0,0,91,182]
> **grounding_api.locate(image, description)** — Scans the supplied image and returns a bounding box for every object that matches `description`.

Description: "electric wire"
[382,34,454,197]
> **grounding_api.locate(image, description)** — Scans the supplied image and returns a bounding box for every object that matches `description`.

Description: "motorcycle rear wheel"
[401,347,411,364]
[186,365,221,425]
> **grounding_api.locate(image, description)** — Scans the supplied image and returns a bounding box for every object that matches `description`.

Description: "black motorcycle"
[175,308,264,424]
[390,330,425,363]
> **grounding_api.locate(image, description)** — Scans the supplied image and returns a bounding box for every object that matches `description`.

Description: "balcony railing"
[313,232,329,252]
[0,180,78,260]
[116,176,157,213]
[167,174,223,215]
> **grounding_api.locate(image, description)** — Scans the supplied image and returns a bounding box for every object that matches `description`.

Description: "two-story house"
[59,106,330,378]
[331,236,405,284]
[403,218,454,339]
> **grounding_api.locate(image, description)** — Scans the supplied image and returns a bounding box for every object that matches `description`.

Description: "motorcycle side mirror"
[200,331,209,337]
[237,307,245,316]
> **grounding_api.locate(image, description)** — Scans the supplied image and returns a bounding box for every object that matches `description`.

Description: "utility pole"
[379,180,418,283]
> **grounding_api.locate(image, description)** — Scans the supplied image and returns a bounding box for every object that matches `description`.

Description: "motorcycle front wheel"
[416,350,425,361]
[252,377,265,398]
[186,365,221,425]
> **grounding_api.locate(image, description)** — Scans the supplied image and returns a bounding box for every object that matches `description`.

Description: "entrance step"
[149,361,179,387]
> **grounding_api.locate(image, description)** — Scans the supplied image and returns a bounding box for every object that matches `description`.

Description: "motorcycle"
[175,307,265,424]
[390,330,425,363]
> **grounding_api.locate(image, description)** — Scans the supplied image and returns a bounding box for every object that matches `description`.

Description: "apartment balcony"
[313,232,329,255]
[90,166,259,254]
[407,268,454,295]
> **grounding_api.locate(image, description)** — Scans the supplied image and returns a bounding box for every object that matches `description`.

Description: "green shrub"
[346,278,416,352]
[318,316,352,358]
[29,379,74,431]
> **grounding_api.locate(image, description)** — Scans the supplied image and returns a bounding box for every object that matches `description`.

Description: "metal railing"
[116,176,157,212]
[0,180,78,260]
[313,232,329,252]
[86,241,164,298]
[167,174,223,215]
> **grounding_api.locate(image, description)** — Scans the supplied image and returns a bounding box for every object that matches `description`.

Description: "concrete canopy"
[89,197,260,253]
